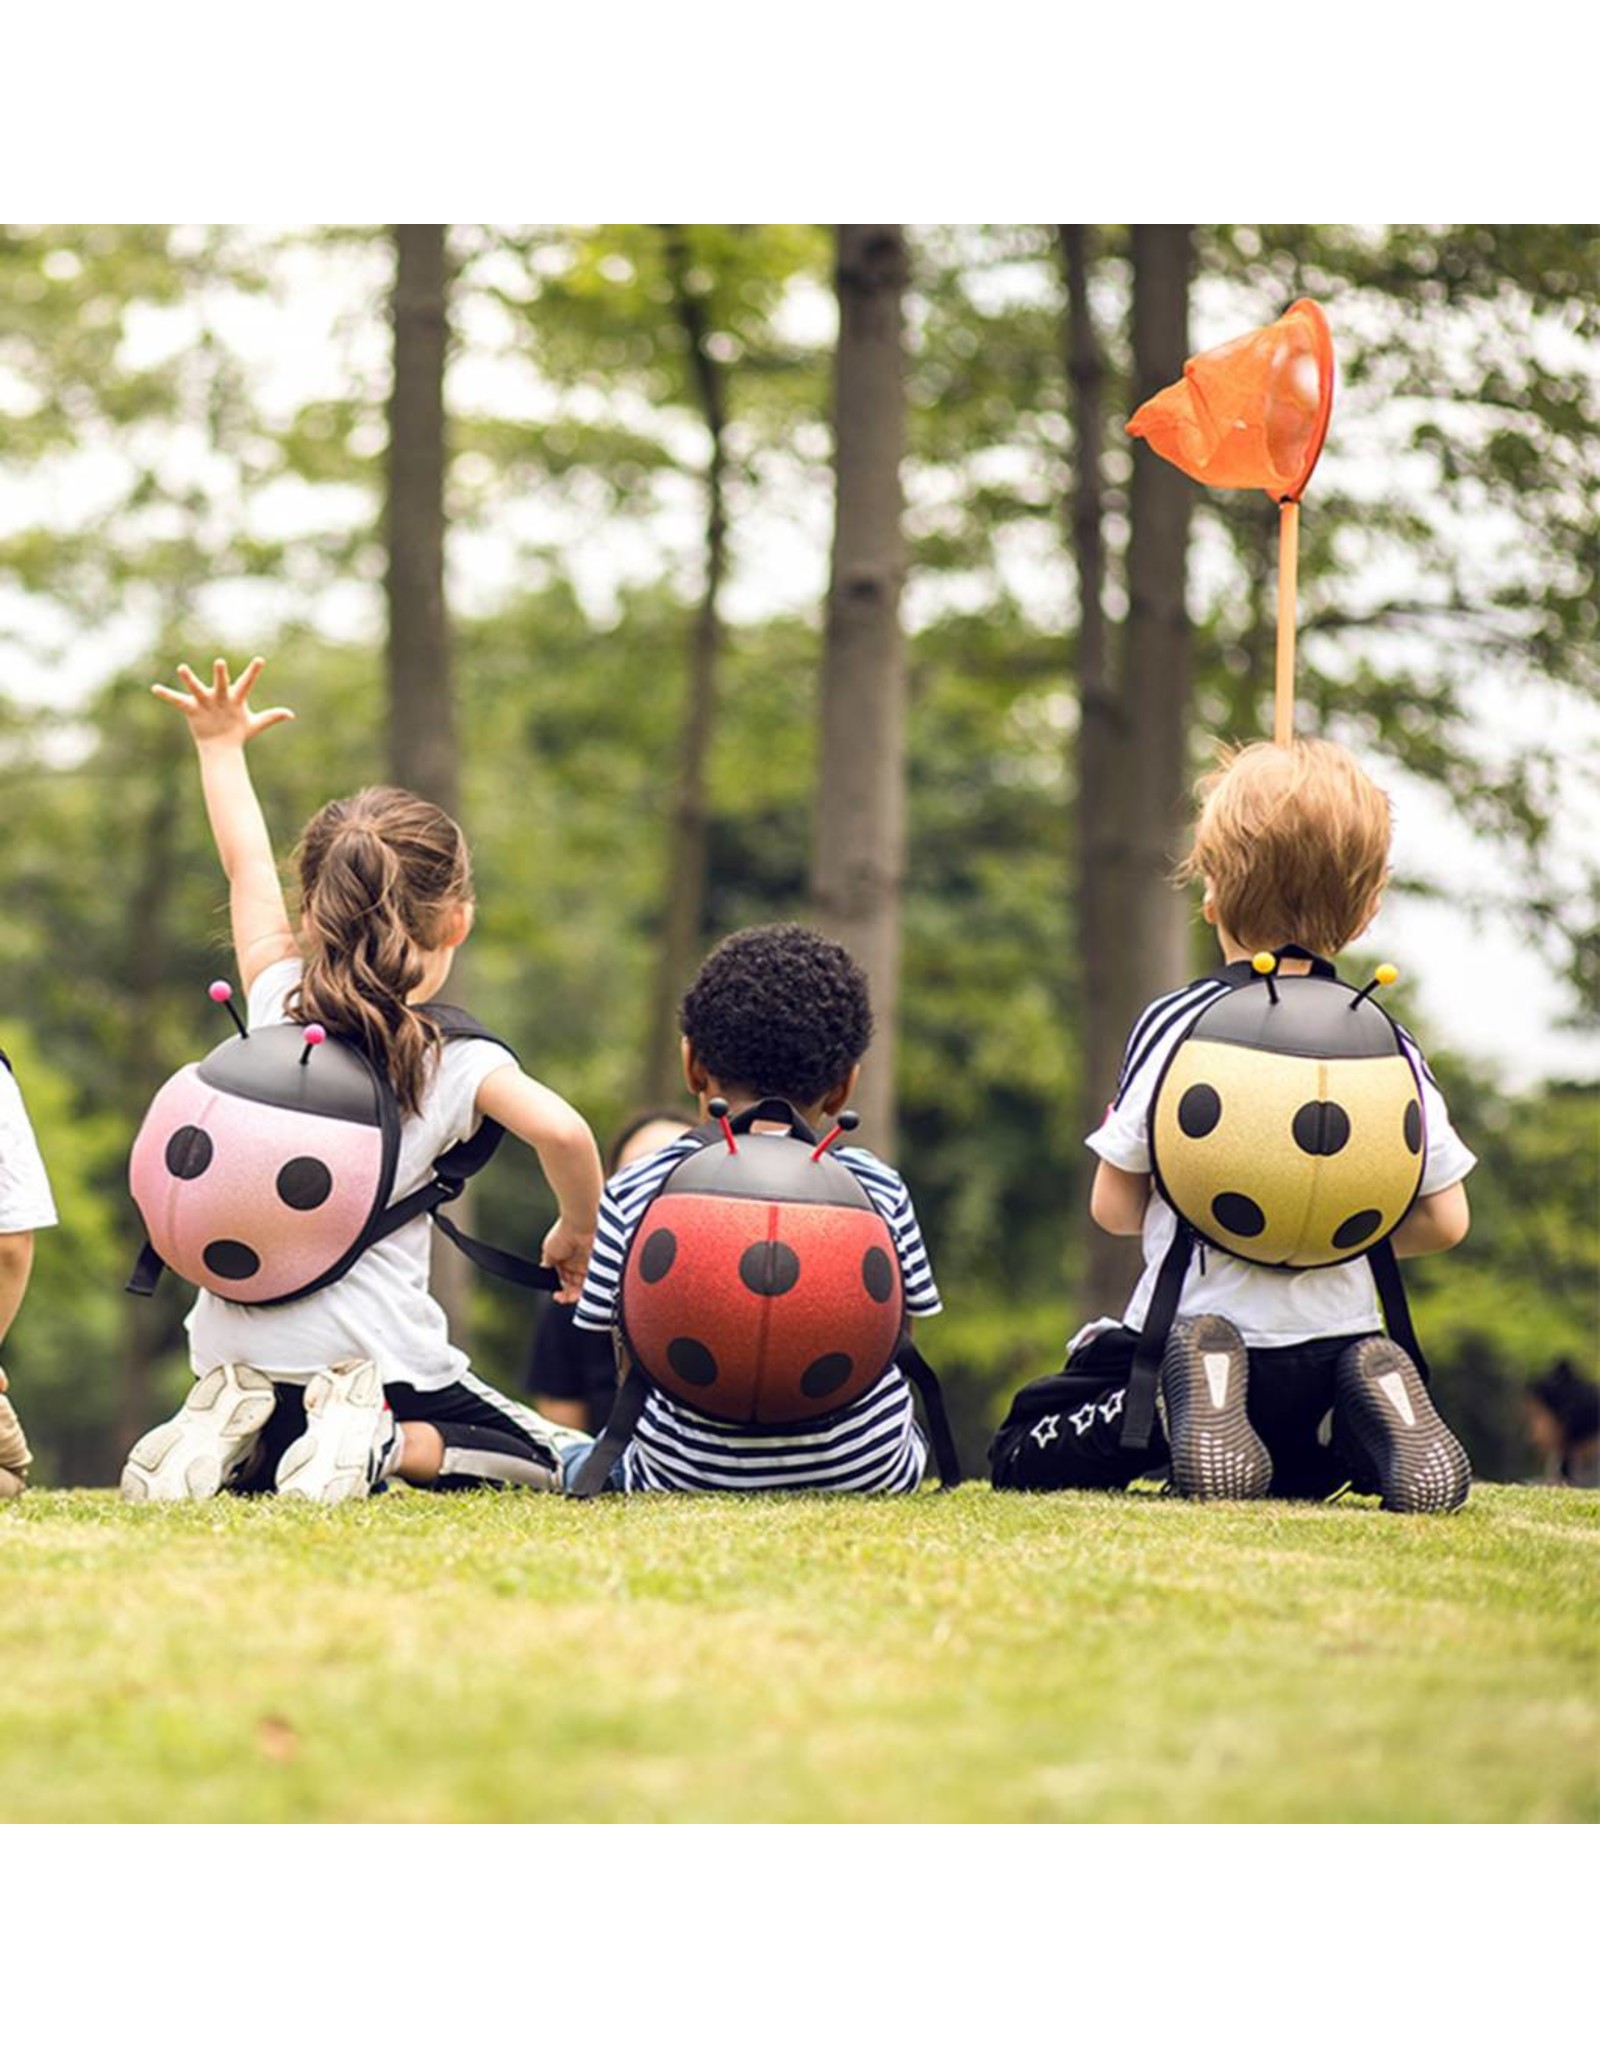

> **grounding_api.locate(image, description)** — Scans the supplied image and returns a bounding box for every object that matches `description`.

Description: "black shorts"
[233,1370,563,1493]
[989,1322,1379,1499]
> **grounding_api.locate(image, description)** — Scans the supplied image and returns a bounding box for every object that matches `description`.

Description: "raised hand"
[152,657,294,750]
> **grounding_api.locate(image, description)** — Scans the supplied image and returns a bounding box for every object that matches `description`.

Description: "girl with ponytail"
[121,657,603,1503]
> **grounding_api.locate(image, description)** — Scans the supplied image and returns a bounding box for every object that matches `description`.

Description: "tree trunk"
[1065,224,1194,1322]
[641,226,728,1107]
[385,224,472,1334]
[1124,225,1195,1004]
[1060,226,1141,1318]
[386,224,457,817]
[811,225,909,1157]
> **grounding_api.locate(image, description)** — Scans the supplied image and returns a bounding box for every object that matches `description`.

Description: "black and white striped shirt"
[575,1132,942,1492]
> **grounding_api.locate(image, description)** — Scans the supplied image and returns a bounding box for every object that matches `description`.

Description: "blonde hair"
[290,787,473,1116]
[1177,739,1392,958]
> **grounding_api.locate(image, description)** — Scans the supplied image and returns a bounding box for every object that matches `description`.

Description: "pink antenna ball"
[302,1025,327,1046]
[209,980,234,1004]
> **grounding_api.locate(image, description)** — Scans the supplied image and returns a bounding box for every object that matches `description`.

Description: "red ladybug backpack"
[127,981,558,1307]
[567,1098,961,1496]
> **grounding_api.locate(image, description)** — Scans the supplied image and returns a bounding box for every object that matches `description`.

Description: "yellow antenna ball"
[1376,963,1399,986]
[1252,951,1278,976]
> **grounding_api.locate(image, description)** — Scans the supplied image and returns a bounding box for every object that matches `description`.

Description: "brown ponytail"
[289,787,474,1116]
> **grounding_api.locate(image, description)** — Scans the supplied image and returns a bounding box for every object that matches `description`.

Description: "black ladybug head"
[667,1131,872,1211]
[198,1025,385,1123]
[1192,976,1399,1060]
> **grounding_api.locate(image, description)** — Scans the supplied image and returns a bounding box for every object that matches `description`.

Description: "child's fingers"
[232,656,267,699]
[212,656,230,690]
[174,663,209,698]
[150,684,196,710]
[252,707,295,729]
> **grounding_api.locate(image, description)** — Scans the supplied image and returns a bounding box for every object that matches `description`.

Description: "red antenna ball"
[208,980,233,1004]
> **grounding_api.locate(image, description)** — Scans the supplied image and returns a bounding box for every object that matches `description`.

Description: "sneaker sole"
[1334,1337,1471,1514]
[121,1364,278,1503]
[1161,1314,1273,1501]
[274,1360,382,1504]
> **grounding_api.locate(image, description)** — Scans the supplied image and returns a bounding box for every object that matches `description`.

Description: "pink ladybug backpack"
[127,984,557,1306]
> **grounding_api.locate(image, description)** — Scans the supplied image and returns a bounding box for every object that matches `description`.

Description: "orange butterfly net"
[1126,298,1333,504]
[1126,298,1334,741]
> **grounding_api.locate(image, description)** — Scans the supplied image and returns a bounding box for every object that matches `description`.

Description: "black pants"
[989,1323,1379,1499]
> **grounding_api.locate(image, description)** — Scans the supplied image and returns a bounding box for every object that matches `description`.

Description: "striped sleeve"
[836,1149,942,1315]
[1088,979,1227,1175]
[1396,1025,1478,1196]
[572,1136,701,1331]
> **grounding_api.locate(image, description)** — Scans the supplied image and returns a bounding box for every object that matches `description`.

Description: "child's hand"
[541,1219,595,1305]
[152,657,294,750]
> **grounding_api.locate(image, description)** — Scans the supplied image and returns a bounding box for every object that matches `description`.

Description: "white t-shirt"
[186,957,516,1387]
[1086,975,1477,1348]
[0,1058,58,1233]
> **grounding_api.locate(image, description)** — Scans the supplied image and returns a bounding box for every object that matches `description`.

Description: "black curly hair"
[679,923,874,1107]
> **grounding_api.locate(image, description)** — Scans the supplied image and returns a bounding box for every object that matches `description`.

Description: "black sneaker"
[1332,1337,1471,1514]
[1159,1315,1272,1500]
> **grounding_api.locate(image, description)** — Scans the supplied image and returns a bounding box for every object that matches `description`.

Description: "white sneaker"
[274,1359,386,1503]
[121,1363,278,1502]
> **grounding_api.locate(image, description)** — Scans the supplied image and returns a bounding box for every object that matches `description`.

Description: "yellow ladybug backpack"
[1120,945,1430,1451]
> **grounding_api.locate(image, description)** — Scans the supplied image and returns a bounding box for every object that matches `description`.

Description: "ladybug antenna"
[1251,951,1280,1006]
[299,1023,327,1067]
[707,1097,738,1154]
[1351,962,1399,1009]
[208,979,248,1038]
[811,1109,860,1161]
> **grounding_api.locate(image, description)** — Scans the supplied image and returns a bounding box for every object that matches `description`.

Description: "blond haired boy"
[991,739,1474,1511]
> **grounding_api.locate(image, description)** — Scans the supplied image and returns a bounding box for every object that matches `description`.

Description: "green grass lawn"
[2,1482,1595,1823]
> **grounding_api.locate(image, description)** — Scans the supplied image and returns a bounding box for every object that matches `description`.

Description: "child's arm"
[1090,1161,1150,1237]
[152,657,299,996]
[474,1066,603,1304]
[1391,1181,1469,1256]
[0,1231,34,1349]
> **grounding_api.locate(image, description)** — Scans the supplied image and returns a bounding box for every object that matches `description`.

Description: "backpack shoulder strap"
[1369,1238,1429,1382]
[896,1337,963,1487]
[367,1002,558,1290]
[1119,1220,1197,1451]
[567,1357,650,1499]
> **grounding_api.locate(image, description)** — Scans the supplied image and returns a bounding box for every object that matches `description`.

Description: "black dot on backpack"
[165,1126,213,1180]
[1178,1084,1222,1138]
[1332,1208,1383,1251]
[1403,1100,1422,1155]
[1292,1100,1351,1156]
[276,1157,333,1211]
[862,1246,894,1303]
[801,1352,854,1400]
[738,1241,800,1297]
[667,1336,718,1387]
[639,1227,677,1283]
[203,1239,261,1281]
[1211,1191,1266,1238]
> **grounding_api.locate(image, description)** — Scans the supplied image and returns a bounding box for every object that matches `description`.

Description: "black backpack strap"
[126,1240,165,1297]
[1119,1221,1196,1450]
[567,1361,650,1499]
[1369,1238,1429,1382]
[365,1016,560,1291]
[896,1338,963,1487]
[431,1208,560,1292]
